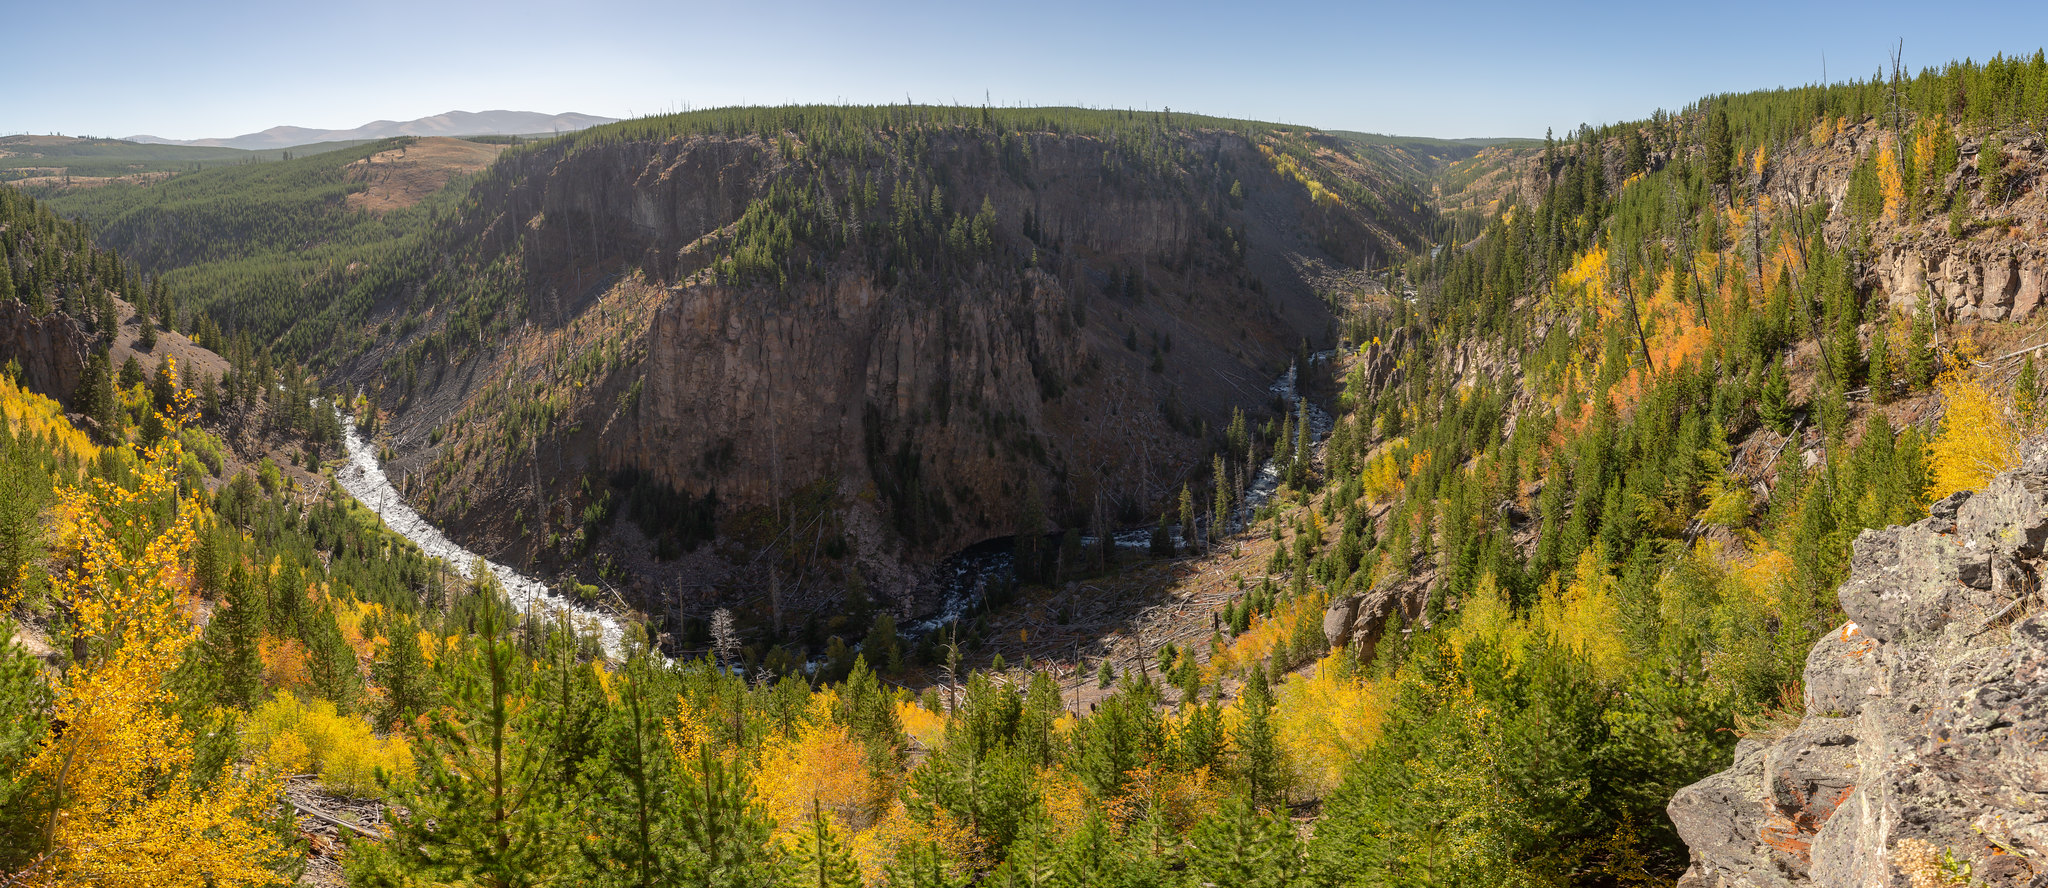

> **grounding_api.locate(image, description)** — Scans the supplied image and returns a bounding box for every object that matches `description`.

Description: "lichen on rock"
[1669,441,2048,888]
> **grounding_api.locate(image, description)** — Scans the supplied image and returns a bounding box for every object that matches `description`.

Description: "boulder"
[1671,450,2048,888]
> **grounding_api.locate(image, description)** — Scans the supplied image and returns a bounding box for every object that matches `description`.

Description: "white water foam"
[335,417,629,658]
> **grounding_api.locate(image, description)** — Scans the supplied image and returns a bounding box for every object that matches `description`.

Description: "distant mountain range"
[125,110,618,150]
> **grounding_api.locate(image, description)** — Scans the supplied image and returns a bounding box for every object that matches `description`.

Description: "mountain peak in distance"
[124,110,618,150]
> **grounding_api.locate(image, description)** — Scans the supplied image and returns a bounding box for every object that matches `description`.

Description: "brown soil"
[342,137,504,212]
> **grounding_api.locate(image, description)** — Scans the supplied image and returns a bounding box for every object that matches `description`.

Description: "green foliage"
[0,620,52,870]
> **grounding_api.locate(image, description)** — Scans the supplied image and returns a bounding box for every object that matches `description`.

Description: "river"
[336,419,632,658]
[333,355,1334,654]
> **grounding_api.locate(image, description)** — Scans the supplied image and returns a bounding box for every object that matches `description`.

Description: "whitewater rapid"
[335,419,630,658]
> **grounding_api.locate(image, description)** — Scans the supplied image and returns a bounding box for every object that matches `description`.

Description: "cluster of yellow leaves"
[0,373,97,468]
[1207,586,1328,678]
[258,635,311,693]
[753,693,890,835]
[1532,550,1628,682]
[1104,764,1224,832]
[1728,546,1794,617]
[662,695,714,759]
[333,598,386,665]
[896,698,947,750]
[1558,245,1610,308]
[1360,438,1411,501]
[1912,116,1948,187]
[1449,572,1532,660]
[1927,367,2021,500]
[1258,143,1343,208]
[1877,138,1906,223]
[1752,144,1769,176]
[1272,652,1389,795]
[246,692,414,798]
[1036,768,1091,838]
[1809,115,1846,147]
[19,393,288,886]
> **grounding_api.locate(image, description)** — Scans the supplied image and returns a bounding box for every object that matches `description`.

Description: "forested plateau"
[2,57,2048,888]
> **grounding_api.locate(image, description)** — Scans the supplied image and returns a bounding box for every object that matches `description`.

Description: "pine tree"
[1704,105,1734,187]
[2017,354,2039,426]
[1179,483,1197,553]
[1184,797,1306,888]
[1982,137,2007,202]
[353,606,568,888]
[1868,327,1895,404]
[204,562,264,708]
[782,801,863,888]
[1759,359,1794,434]
[1236,663,1284,808]
[372,613,434,731]
[74,349,119,442]
[675,743,778,887]
[883,840,967,888]
[1906,299,1936,389]
[1212,455,1232,540]
[576,653,690,888]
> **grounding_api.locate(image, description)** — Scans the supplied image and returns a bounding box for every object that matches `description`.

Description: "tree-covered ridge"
[0,135,286,183]
[27,107,1441,394]
[0,186,149,340]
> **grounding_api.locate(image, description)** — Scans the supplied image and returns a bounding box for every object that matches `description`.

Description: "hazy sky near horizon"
[7,0,2048,141]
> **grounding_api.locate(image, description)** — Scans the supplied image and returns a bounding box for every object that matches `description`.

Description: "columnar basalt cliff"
[1668,443,2048,888]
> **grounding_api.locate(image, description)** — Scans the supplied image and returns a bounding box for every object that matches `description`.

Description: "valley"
[4,51,2048,888]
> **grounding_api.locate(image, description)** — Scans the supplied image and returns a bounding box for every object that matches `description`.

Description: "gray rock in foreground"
[1669,442,2048,888]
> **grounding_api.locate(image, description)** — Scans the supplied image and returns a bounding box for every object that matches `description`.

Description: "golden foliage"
[1877,140,1906,223]
[1207,586,1327,678]
[1258,144,1343,208]
[754,694,889,834]
[1361,438,1410,501]
[258,635,311,693]
[1107,764,1224,832]
[247,692,414,798]
[896,698,946,750]
[1273,652,1388,795]
[1036,768,1091,839]
[1533,550,1628,681]
[1927,367,2020,500]
[19,403,287,886]
[0,373,98,468]
[1893,839,1972,888]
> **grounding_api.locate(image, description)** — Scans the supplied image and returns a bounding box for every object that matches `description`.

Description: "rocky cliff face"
[0,299,85,404]
[1668,444,2048,888]
[347,122,1430,614]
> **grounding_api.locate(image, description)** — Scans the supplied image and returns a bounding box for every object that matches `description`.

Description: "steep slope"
[36,106,1442,627]
[338,108,1438,620]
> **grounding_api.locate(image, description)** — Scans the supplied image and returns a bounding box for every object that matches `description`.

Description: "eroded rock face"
[0,300,87,404]
[1669,442,2048,888]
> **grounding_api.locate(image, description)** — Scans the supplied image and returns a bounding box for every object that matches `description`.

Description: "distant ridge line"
[124,110,618,151]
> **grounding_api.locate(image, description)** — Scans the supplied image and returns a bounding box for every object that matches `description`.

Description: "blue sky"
[6,0,2047,141]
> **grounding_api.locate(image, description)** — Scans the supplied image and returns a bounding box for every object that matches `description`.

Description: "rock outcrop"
[0,299,87,404]
[1669,443,2048,888]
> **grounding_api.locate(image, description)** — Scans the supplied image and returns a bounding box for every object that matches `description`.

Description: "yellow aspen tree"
[1927,368,2020,499]
[1877,141,1906,223]
[20,382,287,887]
